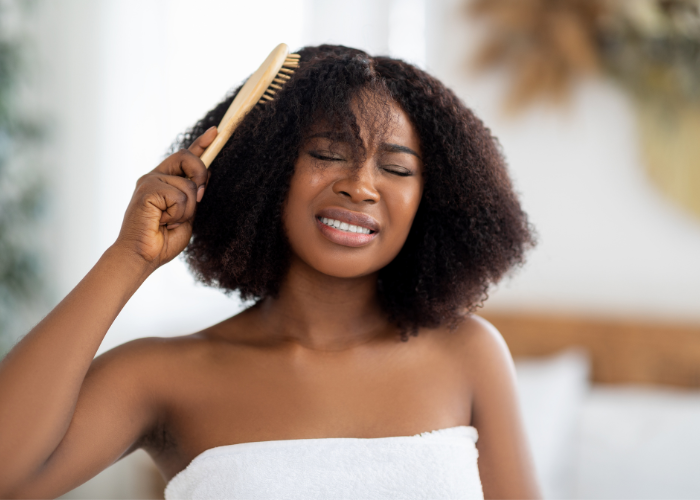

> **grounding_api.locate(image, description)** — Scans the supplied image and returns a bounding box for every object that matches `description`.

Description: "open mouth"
[318,217,374,235]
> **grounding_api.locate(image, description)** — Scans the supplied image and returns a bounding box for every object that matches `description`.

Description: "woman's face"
[284,97,424,278]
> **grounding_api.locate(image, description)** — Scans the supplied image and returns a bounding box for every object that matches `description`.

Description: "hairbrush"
[199,43,300,168]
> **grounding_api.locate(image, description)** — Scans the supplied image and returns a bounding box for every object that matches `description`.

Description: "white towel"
[164,426,482,500]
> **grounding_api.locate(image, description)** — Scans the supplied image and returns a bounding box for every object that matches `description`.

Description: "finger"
[158,192,187,225]
[154,174,198,222]
[153,149,209,189]
[198,170,212,202]
[188,126,218,157]
[138,183,188,226]
[164,219,194,254]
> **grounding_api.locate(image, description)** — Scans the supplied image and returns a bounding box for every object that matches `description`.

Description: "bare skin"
[0,98,540,499]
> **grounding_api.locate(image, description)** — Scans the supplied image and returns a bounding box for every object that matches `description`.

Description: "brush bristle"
[258,53,300,105]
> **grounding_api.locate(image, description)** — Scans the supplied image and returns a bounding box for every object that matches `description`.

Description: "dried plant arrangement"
[469,0,700,219]
[469,0,605,112]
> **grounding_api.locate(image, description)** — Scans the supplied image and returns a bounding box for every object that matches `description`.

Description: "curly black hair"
[174,44,534,337]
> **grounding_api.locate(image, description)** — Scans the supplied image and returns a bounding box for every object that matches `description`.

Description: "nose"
[332,162,379,204]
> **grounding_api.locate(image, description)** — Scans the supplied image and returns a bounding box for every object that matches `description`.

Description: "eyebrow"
[379,143,422,160]
[306,132,422,160]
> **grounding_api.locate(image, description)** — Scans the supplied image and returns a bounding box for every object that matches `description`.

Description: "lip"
[316,207,380,233]
[315,207,380,248]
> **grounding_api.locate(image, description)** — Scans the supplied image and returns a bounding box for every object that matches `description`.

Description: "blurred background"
[1,0,700,498]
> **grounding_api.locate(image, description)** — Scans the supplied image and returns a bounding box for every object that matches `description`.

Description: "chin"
[307,255,383,279]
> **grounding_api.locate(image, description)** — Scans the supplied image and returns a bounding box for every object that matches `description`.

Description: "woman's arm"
[0,128,216,496]
[0,246,152,496]
[465,316,541,499]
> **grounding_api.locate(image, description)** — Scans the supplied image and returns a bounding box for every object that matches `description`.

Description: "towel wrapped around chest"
[164,425,482,500]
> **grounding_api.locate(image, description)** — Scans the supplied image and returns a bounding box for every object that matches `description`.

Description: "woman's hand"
[115,126,217,269]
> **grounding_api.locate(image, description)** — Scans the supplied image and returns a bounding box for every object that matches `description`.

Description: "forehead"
[306,93,422,157]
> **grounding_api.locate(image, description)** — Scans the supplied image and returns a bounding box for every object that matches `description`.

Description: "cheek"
[284,172,311,233]
[287,160,336,199]
[385,181,423,239]
[283,164,331,240]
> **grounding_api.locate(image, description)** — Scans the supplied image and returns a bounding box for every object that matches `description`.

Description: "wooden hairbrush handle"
[200,43,300,168]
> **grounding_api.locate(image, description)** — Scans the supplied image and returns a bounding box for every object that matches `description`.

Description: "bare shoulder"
[91,308,256,375]
[85,311,262,419]
[80,336,206,429]
[451,314,507,347]
[442,316,541,498]
[434,314,515,375]
[90,334,205,375]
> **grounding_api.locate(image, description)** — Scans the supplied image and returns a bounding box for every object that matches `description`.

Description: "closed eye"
[309,151,345,162]
[383,166,413,177]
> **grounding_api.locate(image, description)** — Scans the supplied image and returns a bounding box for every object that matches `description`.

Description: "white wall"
[428,0,700,323]
[303,0,391,54]
[36,0,103,307]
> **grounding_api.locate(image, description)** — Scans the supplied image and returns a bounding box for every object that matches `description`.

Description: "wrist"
[104,242,159,282]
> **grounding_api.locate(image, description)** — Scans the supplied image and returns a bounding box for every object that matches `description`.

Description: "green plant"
[0,0,45,357]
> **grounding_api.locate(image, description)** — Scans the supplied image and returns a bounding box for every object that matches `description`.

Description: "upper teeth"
[321,217,372,234]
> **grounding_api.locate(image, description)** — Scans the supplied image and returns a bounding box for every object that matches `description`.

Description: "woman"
[0,45,539,498]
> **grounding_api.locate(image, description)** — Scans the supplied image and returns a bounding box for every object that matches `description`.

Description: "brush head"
[259,52,300,104]
[200,43,300,168]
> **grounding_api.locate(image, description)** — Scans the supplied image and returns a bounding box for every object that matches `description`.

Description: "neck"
[257,255,394,351]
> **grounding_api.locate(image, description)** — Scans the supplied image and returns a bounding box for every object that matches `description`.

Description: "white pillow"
[515,348,591,499]
[574,386,700,499]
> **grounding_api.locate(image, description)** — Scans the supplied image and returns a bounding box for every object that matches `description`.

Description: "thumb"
[189,126,218,157]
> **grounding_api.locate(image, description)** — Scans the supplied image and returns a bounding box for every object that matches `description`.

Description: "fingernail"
[207,126,217,133]
[197,185,205,202]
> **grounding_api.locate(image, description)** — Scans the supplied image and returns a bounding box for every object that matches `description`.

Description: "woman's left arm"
[464,315,541,499]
